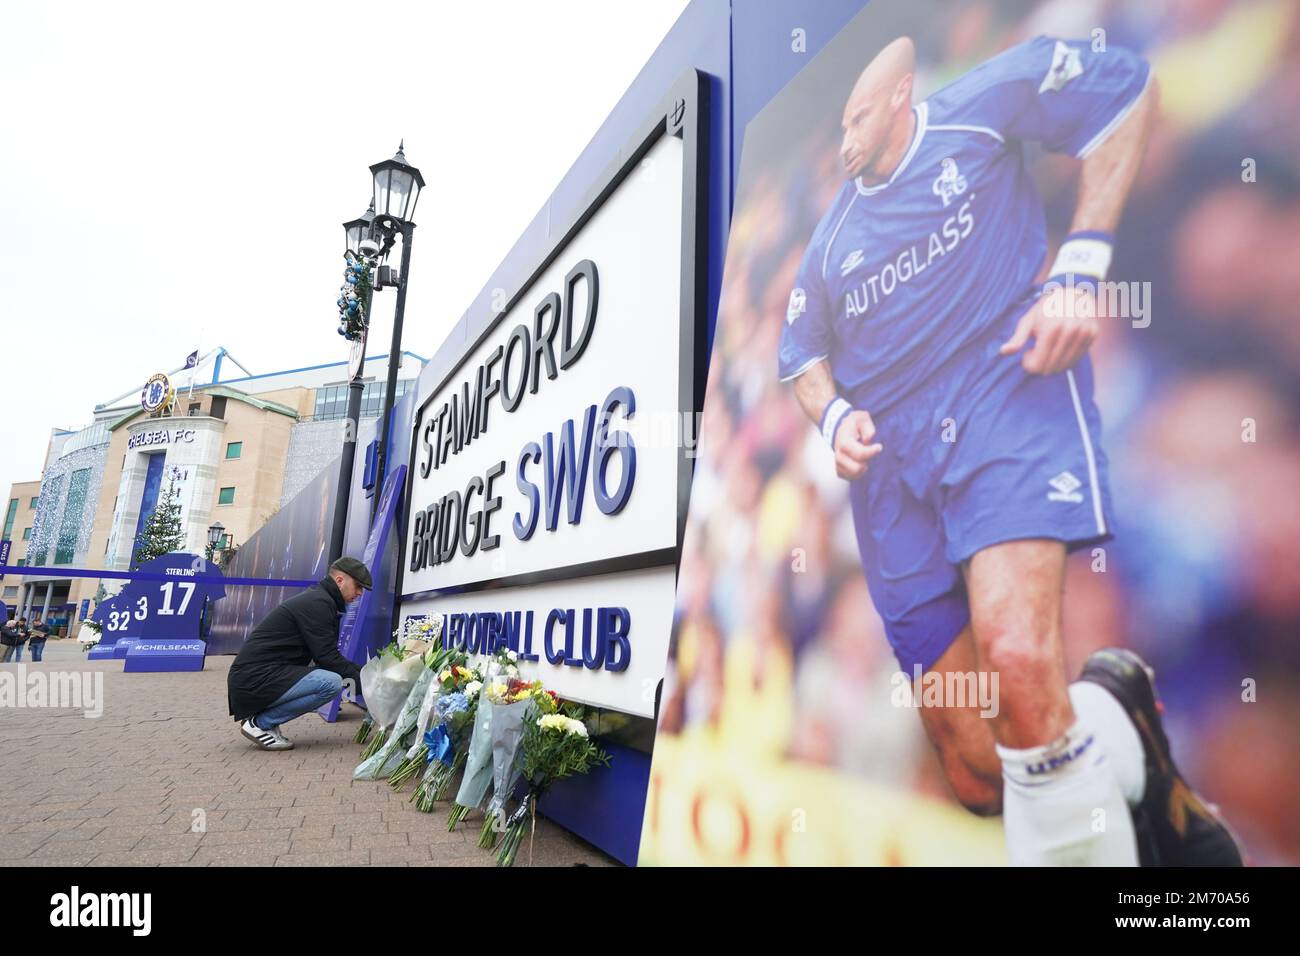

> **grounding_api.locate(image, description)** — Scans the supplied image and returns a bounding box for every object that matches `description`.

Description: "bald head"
[850,37,915,103]
[840,37,917,182]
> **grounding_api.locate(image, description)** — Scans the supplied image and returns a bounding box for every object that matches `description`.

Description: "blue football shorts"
[845,322,1115,673]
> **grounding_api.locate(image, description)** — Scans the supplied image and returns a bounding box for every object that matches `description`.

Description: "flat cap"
[329,556,373,590]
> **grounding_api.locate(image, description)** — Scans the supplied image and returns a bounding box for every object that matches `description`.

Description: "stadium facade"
[1,348,424,632]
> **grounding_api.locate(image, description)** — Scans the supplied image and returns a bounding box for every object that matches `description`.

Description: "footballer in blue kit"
[780,35,1242,866]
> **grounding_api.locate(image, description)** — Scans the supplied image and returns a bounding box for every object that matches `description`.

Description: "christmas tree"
[131,481,185,569]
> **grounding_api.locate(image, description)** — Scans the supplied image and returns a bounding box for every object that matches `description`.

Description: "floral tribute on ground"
[355,630,613,865]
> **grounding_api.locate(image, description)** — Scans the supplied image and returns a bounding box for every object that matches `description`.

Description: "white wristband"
[1048,231,1113,282]
[820,397,853,448]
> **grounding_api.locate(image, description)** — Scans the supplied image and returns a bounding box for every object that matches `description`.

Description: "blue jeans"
[12,643,23,662]
[28,640,45,662]
[254,669,343,731]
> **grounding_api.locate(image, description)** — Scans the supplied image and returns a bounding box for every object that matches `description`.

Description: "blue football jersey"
[778,35,1150,413]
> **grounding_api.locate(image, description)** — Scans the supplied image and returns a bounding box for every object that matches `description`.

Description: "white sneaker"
[240,718,294,751]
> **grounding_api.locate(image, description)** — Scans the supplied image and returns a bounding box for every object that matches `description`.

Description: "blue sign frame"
[318,464,407,723]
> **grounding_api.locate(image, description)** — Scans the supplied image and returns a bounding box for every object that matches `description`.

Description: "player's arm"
[780,238,884,480]
[1068,75,1158,234]
[995,39,1159,375]
[791,359,883,481]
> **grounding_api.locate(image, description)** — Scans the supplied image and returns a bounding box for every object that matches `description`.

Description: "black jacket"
[0,623,19,646]
[226,577,363,720]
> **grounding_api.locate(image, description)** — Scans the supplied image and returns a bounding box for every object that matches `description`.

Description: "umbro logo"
[1047,470,1084,503]
[840,249,865,276]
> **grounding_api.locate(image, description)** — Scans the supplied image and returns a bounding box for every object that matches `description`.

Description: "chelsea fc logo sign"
[140,372,174,413]
[932,158,968,207]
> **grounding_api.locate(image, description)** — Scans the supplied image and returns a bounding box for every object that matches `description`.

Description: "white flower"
[505,665,519,679]
[506,650,518,662]
[464,680,482,698]
[538,714,588,737]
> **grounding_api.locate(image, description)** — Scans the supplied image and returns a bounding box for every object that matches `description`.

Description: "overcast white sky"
[0,0,690,502]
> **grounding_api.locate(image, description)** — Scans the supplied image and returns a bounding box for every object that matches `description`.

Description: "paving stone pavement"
[0,640,618,867]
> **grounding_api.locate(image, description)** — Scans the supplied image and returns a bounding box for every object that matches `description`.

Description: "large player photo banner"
[640,0,1300,866]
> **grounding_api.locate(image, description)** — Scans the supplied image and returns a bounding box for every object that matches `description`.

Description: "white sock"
[1069,681,1146,804]
[997,721,1138,866]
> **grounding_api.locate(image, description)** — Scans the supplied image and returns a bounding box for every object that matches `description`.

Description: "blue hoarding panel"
[538,742,651,867]
[207,459,338,655]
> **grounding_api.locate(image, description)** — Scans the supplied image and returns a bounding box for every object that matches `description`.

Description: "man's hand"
[834,410,884,480]
[999,286,1099,376]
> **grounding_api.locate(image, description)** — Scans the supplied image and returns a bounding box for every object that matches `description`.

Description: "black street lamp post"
[328,143,423,557]
[372,220,413,520]
[367,142,423,521]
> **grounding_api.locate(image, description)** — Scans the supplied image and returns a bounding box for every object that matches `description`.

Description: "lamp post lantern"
[206,521,226,566]
[343,200,376,256]
[370,140,424,227]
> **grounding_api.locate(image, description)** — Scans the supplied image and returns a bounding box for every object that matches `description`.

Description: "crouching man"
[228,557,371,751]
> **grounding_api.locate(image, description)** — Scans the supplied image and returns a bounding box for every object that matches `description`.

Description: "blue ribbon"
[424,725,454,766]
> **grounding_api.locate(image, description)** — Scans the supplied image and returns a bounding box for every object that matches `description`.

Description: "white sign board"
[400,565,676,718]
[401,124,694,716]
[406,133,684,591]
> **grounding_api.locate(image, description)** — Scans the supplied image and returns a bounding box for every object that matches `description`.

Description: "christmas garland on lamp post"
[337,250,375,341]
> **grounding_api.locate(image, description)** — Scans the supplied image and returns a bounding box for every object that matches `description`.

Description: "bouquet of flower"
[495,707,611,866]
[385,649,458,780]
[411,689,477,810]
[357,647,422,761]
[447,679,496,830]
[357,618,446,759]
[447,658,522,832]
[476,678,557,848]
[354,662,435,780]
[390,656,479,790]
